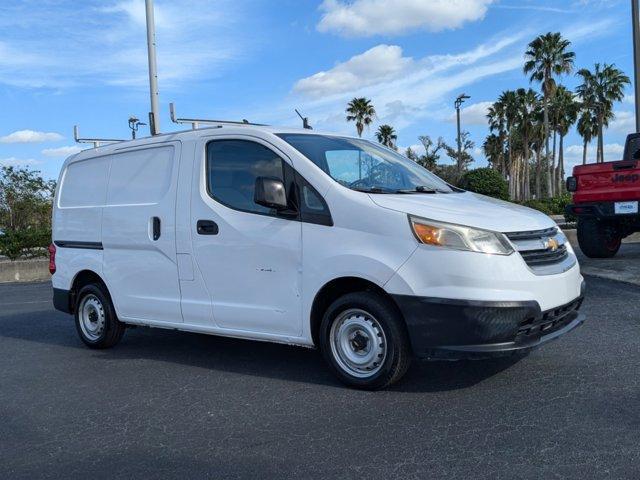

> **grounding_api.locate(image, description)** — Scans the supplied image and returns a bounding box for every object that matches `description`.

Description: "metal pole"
[145,0,160,135]
[632,0,640,132]
[456,102,462,171]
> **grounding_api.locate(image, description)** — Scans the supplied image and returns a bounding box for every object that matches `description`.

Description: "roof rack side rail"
[169,102,268,129]
[74,125,126,148]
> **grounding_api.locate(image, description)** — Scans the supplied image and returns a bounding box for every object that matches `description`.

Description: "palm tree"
[487,102,507,176]
[495,90,519,196]
[576,63,630,163]
[375,124,397,148]
[523,32,575,195]
[346,98,376,137]
[577,109,598,164]
[514,88,539,201]
[553,86,579,192]
[483,134,503,171]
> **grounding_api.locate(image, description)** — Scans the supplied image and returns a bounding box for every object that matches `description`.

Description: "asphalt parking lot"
[1,278,639,480]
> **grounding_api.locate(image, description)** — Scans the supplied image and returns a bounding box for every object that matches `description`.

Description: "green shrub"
[520,193,575,221]
[0,228,51,260]
[459,168,509,201]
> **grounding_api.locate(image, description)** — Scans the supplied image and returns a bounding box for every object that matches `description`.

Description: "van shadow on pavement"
[0,309,523,394]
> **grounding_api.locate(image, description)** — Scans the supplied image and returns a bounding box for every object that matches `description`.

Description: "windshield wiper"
[394,186,449,194]
[352,186,395,194]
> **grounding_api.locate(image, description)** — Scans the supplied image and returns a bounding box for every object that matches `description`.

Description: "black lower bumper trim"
[53,288,72,314]
[393,283,586,360]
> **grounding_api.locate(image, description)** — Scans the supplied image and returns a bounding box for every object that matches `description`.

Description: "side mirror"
[254,176,288,210]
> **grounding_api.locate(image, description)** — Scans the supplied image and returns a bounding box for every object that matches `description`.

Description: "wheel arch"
[68,269,110,314]
[309,276,403,347]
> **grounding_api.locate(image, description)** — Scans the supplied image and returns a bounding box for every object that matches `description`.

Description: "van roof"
[66,125,357,164]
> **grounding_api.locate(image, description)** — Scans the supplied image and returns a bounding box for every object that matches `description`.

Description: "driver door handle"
[197,220,219,235]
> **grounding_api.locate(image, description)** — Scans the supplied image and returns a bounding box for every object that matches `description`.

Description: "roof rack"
[169,102,268,129]
[74,125,125,148]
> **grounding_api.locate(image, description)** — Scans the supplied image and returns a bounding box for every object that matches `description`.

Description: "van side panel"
[101,144,183,324]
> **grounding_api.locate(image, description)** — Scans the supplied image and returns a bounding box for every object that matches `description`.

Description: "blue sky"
[0,0,636,179]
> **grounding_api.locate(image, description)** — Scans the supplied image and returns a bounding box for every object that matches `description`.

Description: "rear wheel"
[319,292,412,390]
[75,283,125,349]
[577,218,622,258]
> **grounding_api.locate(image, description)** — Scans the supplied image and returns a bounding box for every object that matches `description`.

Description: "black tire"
[319,291,412,390]
[577,218,622,258]
[74,283,125,349]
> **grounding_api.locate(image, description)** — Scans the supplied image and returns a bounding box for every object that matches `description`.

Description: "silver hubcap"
[330,309,387,378]
[79,294,105,341]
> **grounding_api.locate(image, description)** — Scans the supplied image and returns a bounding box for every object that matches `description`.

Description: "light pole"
[145,0,160,135]
[128,116,147,140]
[632,0,640,132]
[455,93,470,173]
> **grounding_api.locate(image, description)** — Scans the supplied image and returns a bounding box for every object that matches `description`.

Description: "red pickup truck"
[566,134,640,258]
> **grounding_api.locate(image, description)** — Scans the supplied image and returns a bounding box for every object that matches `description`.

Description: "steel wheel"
[78,294,106,342]
[329,308,387,378]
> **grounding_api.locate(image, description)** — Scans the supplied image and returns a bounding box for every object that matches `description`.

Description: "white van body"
[51,125,585,389]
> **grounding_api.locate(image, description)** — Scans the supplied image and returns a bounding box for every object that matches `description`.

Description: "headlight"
[409,215,514,255]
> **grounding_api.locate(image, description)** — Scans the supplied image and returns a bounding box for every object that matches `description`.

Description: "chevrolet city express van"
[50,125,585,389]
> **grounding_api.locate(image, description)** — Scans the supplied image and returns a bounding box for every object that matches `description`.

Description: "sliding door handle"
[152,217,161,241]
[197,220,219,235]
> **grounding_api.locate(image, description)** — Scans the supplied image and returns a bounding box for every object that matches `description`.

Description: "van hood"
[369,191,555,233]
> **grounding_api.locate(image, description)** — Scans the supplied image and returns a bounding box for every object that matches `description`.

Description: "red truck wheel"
[577,218,622,258]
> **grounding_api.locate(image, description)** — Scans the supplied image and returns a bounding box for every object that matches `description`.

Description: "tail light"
[48,243,56,275]
[566,176,578,192]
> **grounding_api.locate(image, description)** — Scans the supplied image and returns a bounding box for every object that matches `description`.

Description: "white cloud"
[294,45,414,97]
[0,157,43,167]
[564,142,625,171]
[0,0,249,89]
[294,34,524,100]
[317,0,494,37]
[41,146,84,157]
[447,101,492,126]
[0,130,64,144]
[610,110,635,134]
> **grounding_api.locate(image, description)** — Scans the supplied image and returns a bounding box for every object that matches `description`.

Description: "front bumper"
[392,281,586,360]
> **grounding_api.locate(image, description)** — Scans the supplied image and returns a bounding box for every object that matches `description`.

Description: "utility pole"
[145,0,160,135]
[632,0,640,132]
[454,93,470,173]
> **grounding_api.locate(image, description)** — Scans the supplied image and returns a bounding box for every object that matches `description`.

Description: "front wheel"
[319,292,412,390]
[75,283,125,349]
[577,218,622,258]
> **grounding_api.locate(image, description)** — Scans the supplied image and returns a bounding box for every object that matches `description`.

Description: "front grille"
[504,227,557,241]
[519,244,568,266]
[505,227,574,274]
[515,296,583,341]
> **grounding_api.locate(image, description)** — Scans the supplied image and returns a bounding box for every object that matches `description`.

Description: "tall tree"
[494,90,519,195]
[487,102,507,176]
[514,88,539,201]
[346,98,376,137]
[576,63,630,163]
[483,134,504,171]
[553,85,579,192]
[577,109,598,164]
[375,124,397,148]
[523,32,575,194]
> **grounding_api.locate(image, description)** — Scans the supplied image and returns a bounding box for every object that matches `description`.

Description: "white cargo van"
[51,126,585,389]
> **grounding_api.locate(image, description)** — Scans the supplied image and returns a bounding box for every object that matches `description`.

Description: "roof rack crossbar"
[74,125,125,148]
[169,102,268,129]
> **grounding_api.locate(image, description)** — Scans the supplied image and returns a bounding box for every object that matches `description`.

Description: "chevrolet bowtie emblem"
[543,237,559,251]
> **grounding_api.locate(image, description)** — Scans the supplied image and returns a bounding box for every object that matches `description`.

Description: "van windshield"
[277,134,455,194]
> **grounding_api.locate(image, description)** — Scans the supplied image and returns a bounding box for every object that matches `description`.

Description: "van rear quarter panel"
[53,156,110,291]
